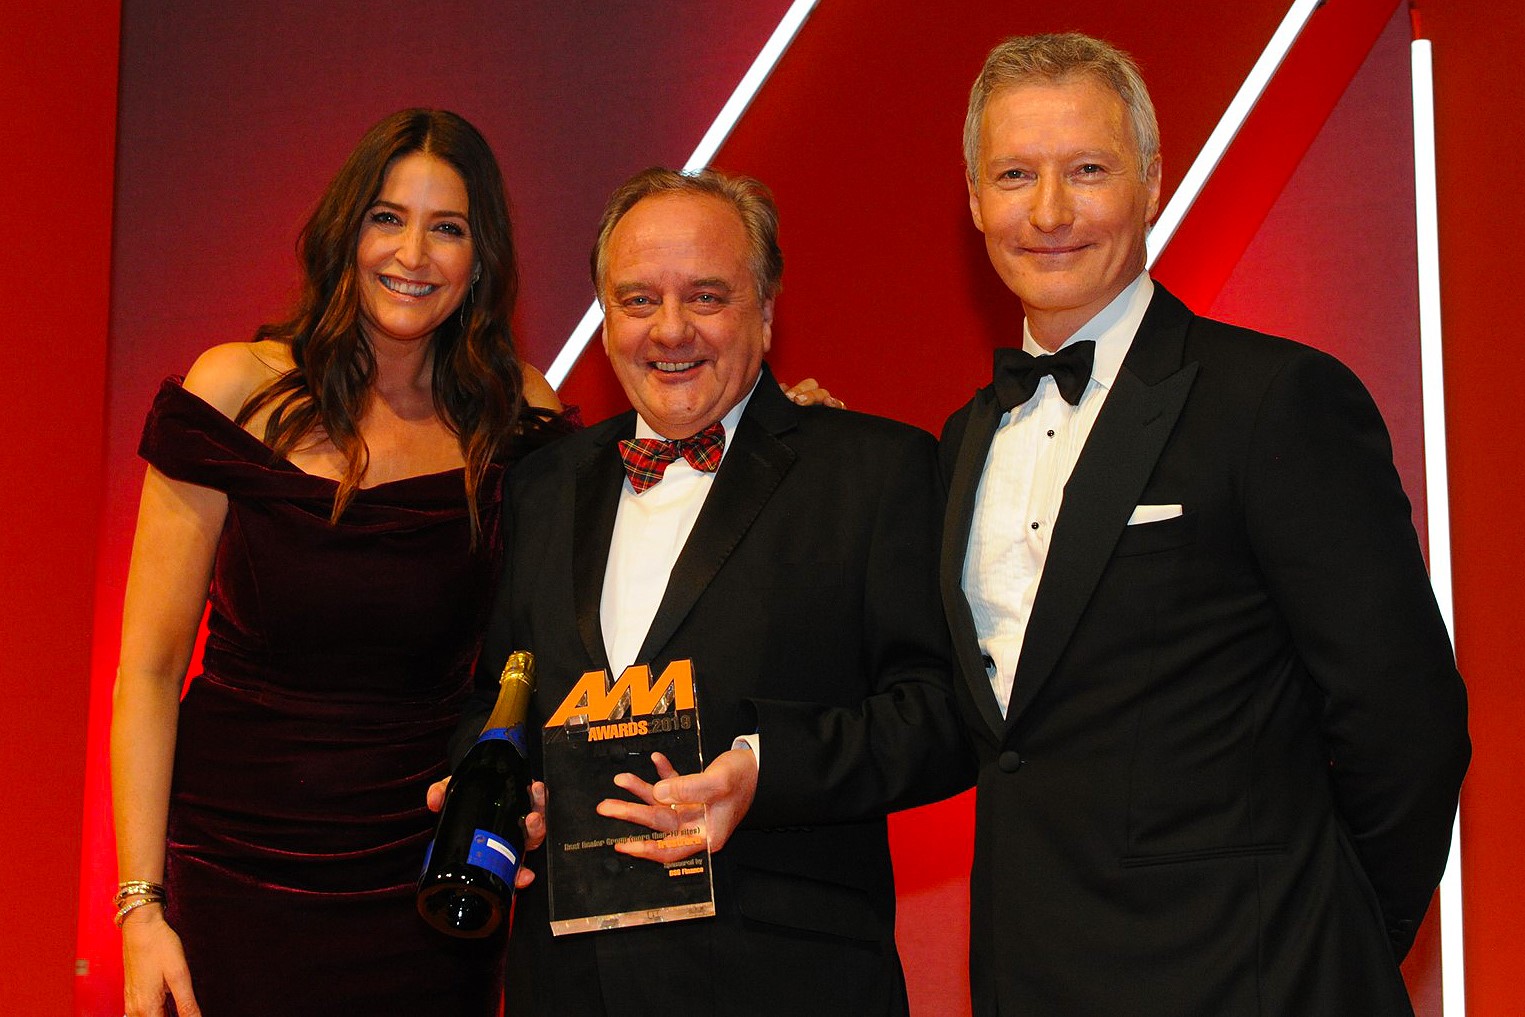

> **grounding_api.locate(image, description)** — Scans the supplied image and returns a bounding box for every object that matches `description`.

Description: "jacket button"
[997,750,1024,773]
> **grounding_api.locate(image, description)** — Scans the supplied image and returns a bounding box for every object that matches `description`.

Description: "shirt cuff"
[732,732,760,773]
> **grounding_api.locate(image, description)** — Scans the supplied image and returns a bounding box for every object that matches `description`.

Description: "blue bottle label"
[477,723,528,757]
[467,828,520,884]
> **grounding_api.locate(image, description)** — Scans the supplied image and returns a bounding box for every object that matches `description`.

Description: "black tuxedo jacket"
[475,370,973,1017]
[940,286,1469,1017]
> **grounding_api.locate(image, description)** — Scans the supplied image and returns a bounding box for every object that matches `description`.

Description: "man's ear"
[1145,156,1163,223]
[967,176,986,233]
[760,298,775,354]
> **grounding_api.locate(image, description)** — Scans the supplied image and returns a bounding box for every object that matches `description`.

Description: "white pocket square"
[1127,503,1183,525]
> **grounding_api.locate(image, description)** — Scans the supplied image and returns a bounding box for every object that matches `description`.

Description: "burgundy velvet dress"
[139,379,564,1015]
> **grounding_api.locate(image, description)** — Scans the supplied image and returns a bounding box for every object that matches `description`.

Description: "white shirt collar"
[1021,272,1153,392]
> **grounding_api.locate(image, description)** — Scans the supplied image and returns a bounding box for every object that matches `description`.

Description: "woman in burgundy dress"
[110,109,568,1017]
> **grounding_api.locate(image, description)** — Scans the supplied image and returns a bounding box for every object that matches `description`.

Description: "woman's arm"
[113,465,222,1017]
[112,344,265,1017]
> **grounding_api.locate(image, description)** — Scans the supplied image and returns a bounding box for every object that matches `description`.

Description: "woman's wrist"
[114,879,167,928]
[117,897,166,928]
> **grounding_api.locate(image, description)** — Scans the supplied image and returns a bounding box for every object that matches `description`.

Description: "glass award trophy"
[541,659,716,935]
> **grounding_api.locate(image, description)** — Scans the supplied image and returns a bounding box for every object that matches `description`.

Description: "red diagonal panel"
[1152,0,1401,309]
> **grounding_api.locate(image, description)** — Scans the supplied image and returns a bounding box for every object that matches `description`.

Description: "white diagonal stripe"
[1146,0,1322,266]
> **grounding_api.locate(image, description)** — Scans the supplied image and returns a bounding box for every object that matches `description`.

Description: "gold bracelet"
[114,880,167,906]
[114,895,165,928]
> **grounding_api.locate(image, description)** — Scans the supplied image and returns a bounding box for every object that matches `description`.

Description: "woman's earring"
[459,281,475,328]
[459,266,481,327]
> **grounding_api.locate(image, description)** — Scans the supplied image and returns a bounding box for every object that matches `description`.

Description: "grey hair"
[963,32,1159,183]
[591,167,783,303]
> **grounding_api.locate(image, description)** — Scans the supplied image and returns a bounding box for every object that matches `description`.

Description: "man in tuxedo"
[941,33,1470,1016]
[474,167,971,1017]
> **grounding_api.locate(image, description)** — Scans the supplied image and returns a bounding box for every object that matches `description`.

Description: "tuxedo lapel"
[1004,287,1198,729]
[636,376,797,665]
[940,387,1009,738]
[571,416,630,674]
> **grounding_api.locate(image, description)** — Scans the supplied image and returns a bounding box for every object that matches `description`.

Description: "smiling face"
[967,75,1161,348]
[600,192,773,438]
[355,152,476,349]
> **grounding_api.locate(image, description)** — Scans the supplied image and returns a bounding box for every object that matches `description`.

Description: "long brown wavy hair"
[237,108,524,538]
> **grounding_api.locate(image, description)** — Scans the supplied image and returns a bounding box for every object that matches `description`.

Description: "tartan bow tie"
[617,421,726,493]
[992,340,1097,409]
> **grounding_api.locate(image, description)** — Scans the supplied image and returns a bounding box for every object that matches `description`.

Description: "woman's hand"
[426,777,546,889]
[122,907,201,1017]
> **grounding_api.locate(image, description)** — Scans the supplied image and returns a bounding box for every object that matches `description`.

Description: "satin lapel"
[940,387,1009,738]
[571,417,630,674]
[1004,288,1198,730]
[636,381,797,665]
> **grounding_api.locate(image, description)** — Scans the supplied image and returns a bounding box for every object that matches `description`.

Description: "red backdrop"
[4,2,1521,1014]
[1,2,120,1013]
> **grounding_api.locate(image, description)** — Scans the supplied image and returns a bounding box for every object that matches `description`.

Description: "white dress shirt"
[601,384,763,765]
[601,387,755,679]
[962,273,1154,716]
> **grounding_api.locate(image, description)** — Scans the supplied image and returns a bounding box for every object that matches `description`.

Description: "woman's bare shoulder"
[181,340,292,419]
[521,361,563,412]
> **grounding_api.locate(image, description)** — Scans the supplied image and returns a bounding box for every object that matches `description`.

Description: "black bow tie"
[991,341,1096,410]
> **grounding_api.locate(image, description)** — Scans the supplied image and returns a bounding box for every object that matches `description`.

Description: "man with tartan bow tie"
[471,166,972,1017]
[940,32,1469,1017]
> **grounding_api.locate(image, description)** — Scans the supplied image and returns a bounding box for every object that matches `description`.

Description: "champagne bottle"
[417,650,536,938]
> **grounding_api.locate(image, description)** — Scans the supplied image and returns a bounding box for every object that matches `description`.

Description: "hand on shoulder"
[181,341,290,420]
[780,376,845,409]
